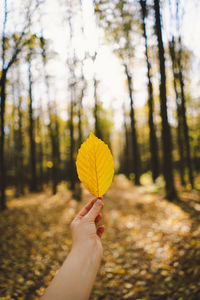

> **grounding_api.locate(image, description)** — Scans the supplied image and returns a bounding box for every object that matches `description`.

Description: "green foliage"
[3,36,10,50]
[95,0,136,51]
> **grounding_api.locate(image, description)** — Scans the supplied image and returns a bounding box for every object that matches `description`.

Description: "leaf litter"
[0,175,200,299]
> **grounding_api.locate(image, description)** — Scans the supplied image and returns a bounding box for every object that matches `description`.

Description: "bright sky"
[1,0,200,129]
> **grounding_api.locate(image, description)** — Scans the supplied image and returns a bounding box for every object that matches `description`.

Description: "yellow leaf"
[76,132,114,197]
[115,269,126,274]
[46,161,53,168]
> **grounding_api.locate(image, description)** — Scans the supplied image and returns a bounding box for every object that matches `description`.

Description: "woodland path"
[0,175,200,299]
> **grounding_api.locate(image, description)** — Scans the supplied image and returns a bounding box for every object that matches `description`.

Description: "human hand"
[41,198,105,300]
[70,197,105,260]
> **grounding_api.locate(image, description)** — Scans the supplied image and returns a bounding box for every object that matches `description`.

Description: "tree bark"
[78,0,85,149]
[0,0,8,209]
[123,108,130,177]
[40,36,60,193]
[78,69,85,149]
[36,115,44,190]
[14,76,24,196]
[93,53,102,140]
[48,116,59,195]
[0,70,7,209]
[140,0,159,182]
[28,54,37,192]
[69,86,76,190]
[17,97,24,194]
[154,0,177,200]
[67,10,76,191]
[169,38,185,186]
[177,37,194,188]
[124,63,141,185]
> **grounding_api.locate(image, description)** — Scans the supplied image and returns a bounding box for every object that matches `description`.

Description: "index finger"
[77,197,103,218]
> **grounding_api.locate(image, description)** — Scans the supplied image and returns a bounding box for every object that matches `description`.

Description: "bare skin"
[41,197,105,300]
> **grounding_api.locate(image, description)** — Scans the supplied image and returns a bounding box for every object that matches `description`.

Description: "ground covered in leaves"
[0,175,200,300]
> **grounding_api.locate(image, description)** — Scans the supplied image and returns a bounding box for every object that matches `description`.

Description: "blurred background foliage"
[0,0,200,210]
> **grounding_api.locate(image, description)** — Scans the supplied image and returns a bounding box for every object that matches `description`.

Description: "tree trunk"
[78,0,85,149]
[13,80,24,196]
[78,73,85,148]
[55,115,60,189]
[28,55,37,192]
[124,64,141,185]
[55,114,61,167]
[169,38,185,186]
[66,11,76,191]
[69,88,76,190]
[36,115,44,190]
[40,36,61,193]
[17,96,24,194]
[154,0,177,200]
[75,74,84,202]
[48,117,58,195]
[0,70,7,209]
[140,0,159,182]
[94,76,101,139]
[92,53,102,140]
[78,96,83,148]
[123,109,130,177]
[50,106,60,194]
[177,37,194,188]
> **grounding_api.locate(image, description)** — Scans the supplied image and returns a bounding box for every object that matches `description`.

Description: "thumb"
[86,198,104,221]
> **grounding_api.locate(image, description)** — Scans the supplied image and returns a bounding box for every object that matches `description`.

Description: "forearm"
[41,245,101,300]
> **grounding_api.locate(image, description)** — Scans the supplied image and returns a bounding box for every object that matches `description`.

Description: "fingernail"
[96,199,102,206]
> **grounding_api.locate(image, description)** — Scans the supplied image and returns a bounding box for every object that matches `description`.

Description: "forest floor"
[0,175,200,300]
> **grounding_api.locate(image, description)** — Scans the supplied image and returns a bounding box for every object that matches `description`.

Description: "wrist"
[71,241,102,264]
[71,242,101,257]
